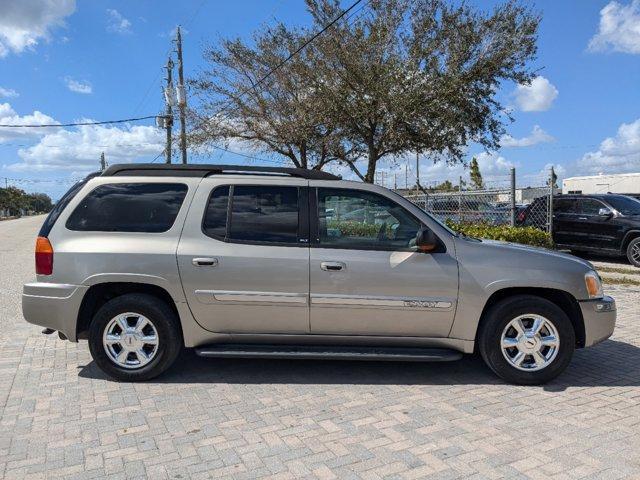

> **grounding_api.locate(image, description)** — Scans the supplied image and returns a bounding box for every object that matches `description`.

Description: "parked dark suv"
[523,194,640,266]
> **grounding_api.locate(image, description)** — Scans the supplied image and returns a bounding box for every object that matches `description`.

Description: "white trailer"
[562,173,640,195]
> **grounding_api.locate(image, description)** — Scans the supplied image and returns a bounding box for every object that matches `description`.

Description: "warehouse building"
[562,173,640,195]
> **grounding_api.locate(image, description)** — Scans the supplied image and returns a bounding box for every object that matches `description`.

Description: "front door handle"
[578,217,588,220]
[321,261,346,272]
[192,257,218,267]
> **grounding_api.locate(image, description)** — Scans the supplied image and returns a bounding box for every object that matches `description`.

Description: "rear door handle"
[321,261,346,272]
[578,217,588,220]
[192,257,218,267]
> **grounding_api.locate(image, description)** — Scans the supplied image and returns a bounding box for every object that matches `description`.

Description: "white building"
[562,173,640,195]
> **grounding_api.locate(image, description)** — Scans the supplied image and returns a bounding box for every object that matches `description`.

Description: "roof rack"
[101,163,341,180]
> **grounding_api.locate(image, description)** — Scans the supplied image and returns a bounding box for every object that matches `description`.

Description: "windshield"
[606,195,640,215]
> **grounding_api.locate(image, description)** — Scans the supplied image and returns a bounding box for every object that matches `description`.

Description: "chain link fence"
[398,168,555,231]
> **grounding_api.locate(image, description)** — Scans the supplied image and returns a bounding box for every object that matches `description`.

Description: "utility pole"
[415,152,420,194]
[100,152,106,171]
[405,163,408,190]
[175,26,188,164]
[549,166,555,234]
[164,57,174,164]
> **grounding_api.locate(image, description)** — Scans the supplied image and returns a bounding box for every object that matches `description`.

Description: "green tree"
[0,188,52,216]
[189,23,345,171]
[26,193,53,212]
[547,168,558,188]
[469,157,484,189]
[190,0,540,182]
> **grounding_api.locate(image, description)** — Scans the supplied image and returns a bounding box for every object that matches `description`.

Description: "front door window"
[317,188,421,251]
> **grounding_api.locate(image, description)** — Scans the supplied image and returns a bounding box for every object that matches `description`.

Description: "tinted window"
[66,183,187,232]
[39,172,101,237]
[318,188,421,250]
[605,195,640,215]
[202,186,229,239]
[228,186,300,244]
[578,198,606,215]
[554,198,576,214]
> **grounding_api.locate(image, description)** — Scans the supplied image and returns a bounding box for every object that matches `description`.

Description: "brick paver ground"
[1,216,639,479]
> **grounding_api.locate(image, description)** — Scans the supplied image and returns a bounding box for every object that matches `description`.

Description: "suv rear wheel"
[478,295,575,385]
[626,237,640,267]
[88,293,182,381]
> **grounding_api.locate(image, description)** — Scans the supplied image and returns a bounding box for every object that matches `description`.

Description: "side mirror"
[415,227,438,253]
[598,207,613,218]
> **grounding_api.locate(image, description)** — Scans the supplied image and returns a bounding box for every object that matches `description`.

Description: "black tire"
[626,237,640,268]
[478,295,575,385]
[88,293,182,382]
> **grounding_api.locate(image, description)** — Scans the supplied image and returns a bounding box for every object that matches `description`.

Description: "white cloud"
[513,76,558,112]
[577,118,640,174]
[368,151,515,189]
[0,102,59,141]
[0,86,18,98]
[589,0,640,54]
[9,123,164,171]
[0,0,75,58]
[500,125,554,148]
[106,9,132,35]
[64,77,92,94]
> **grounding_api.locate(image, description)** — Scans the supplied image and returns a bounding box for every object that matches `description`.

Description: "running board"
[194,344,463,362]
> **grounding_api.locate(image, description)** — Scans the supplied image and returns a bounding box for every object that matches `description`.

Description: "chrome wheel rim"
[500,314,560,372]
[631,242,640,263]
[103,313,159,369]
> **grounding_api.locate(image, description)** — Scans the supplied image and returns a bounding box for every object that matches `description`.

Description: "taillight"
[35,236,53,275]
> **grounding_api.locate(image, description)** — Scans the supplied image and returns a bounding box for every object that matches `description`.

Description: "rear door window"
[202,185,302,245]
[66,183,188,232]
[554,198,576,214]
[229,186,300,244]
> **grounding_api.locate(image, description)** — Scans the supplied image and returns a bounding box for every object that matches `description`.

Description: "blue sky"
[0,0,639,199]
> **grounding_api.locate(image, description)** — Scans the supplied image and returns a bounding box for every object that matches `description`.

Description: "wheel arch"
[621,230,640,253]
[476,287,585,348]
[76,282,181,341]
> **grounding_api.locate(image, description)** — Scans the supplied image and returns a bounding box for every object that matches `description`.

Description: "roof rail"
[101,163,341,180]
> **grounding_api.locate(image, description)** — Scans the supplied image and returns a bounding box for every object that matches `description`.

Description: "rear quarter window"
[65,183,188,233]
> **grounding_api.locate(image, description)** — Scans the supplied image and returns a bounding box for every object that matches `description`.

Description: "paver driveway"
[1,216,639,480]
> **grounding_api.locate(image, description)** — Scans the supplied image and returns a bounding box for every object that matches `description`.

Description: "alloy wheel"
[102,312,159,369]
[500,314,560,372]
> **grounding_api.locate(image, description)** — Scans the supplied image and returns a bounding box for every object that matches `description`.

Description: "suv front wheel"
[478,295,575,385]
[88,293,182,381]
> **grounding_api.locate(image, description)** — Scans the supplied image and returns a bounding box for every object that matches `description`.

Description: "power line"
[247,0,364,95]
[0,115,161,128]
[190,0,367,139]
[209,144,288,164]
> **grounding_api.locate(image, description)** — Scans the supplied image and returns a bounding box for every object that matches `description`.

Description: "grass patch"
[601,276,640,286]
[597,266,640,275]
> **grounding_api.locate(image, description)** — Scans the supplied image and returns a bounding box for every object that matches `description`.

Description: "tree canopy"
[189,0,540,182]
[0,187,52,216]
[469,157,484,189]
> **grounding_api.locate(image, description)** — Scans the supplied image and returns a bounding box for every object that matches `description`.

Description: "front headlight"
[585,271,604,299]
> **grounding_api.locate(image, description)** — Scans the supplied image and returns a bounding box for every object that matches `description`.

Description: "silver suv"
[22,164,616,384]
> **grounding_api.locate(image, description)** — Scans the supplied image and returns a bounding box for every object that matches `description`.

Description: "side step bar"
[195,344,463,362]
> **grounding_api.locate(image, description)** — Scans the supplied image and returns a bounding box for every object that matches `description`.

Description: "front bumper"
[22,282,88,342]
[579,295,616,347]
